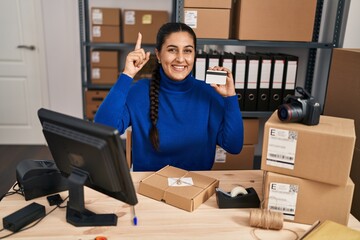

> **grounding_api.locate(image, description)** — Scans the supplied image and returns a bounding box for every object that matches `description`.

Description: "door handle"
[17,45,36,50]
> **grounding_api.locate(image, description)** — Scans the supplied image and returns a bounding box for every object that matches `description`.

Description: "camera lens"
[277,104,304,122]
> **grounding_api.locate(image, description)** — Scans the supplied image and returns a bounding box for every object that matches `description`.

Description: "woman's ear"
[155,49,160,63]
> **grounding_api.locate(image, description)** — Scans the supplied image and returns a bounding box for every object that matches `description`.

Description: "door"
[0,0,48,144]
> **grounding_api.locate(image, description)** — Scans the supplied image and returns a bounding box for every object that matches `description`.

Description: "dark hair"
[149,22,197,151]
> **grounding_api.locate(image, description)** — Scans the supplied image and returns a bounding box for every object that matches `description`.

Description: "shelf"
[84,42,155,50]
[242,111,273,119]
[196,39,335,49]
[84,40,335,50]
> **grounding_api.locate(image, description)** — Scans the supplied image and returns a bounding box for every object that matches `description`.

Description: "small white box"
[205,70,227,85]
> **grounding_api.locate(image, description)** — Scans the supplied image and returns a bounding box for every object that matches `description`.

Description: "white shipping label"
[184,10,198,29]
[214,147,226,163]
[266,128,298,169]
[91,52,100,63]
[92,68,100,79]
[168,177,194,187]
[268,182,299,220]
[92,26,101,37]
[92,9,103,24]
[125,11,135,25]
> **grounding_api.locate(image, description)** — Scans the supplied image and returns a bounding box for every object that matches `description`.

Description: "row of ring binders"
[194,51,299,112]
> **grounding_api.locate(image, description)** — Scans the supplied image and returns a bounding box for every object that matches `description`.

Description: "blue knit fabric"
[94,68,244,171]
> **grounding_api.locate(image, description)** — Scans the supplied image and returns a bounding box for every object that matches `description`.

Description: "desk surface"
[1,170,359,240]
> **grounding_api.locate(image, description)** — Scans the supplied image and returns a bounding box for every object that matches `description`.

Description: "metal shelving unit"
[78,0,350,120]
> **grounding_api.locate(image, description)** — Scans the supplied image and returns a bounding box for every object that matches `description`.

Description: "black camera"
[277,87,321,126]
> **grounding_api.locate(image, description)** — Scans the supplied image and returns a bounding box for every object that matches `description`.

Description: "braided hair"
[149,22,197,151]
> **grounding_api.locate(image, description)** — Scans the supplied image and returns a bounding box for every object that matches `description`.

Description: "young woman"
[94,22,244,171]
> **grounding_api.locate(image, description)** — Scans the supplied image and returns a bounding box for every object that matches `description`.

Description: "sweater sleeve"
[217,95,244,154]
[94,73,133,134]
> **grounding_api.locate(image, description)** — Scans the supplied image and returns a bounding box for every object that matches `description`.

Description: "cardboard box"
[123,10,168,44]
[184,8,231,39]
[85,90,109,104]
[261,111,356,186]
[138,165,219,212]
[323,48,360,219]
[263,172,354,225]
[85,90,109,120]
[184,0,232,9]
[91,67,118,85]
[243,118,259,145]
[91,25,120,43]
[91,8,121,26]
[212,145,255,170]
[91,51,118,68]
[234,0,317,41]
[85,103,98,120]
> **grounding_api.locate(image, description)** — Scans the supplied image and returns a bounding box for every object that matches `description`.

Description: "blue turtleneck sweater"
[94,68,244,171]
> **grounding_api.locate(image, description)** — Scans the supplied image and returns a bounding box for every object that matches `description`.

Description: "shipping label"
[266,128,298,169]
[268,182,299,220]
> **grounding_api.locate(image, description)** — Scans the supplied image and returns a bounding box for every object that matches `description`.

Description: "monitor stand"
[66,169,117,227]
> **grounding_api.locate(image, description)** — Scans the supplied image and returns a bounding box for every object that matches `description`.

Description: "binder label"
[285,61,297,90]
[247,60,259,89]
[266,128,298,169]
[268,182,298,220]
[272,60,285,89]
[260,60,271,88]
[235,60,246,89]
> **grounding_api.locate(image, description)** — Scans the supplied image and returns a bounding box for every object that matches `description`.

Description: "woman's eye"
[168,48,177,53]
[184,49,193,54]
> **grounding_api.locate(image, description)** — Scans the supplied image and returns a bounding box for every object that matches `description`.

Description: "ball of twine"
[249,209,284,230]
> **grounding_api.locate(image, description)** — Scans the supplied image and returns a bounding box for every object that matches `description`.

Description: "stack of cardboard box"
[90,50,119,85]
[261,112,356,225]
[323,48,360,221]
[212,118,259,170]
[91,7,121,43]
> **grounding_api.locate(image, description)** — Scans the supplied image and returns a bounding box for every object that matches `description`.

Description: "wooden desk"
[1,170,359,239]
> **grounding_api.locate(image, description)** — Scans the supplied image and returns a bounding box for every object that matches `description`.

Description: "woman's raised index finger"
[135,32,142,50]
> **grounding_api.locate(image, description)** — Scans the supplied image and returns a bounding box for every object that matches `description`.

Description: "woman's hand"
[208,66,236,97]
[123,32,151,78]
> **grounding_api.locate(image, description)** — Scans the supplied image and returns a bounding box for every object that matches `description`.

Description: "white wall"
[41,0,83,118]
[343,0,360,48]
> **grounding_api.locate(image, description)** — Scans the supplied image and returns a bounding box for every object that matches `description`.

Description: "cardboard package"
[212,145,255,170]
[91,51,118,68]
[91,25,120,43]
[234,0,317,41]
[184,0,232,9]
[243,118,259,145]
[85,90,109,120]
[261,111,356,186]
[123,10,168,44]
[184,6,231,39]
[263,171,354,225]
[323,48,360,219]
[138,165,219,212]
[91,67,118,85]
[91,8,121,26]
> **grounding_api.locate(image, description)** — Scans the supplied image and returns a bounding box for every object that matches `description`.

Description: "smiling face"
[155,31,195,81]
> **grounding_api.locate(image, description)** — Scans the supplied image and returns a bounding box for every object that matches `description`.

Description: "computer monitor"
[37,108,138,227]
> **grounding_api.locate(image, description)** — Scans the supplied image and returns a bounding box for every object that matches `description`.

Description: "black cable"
[0,195,69,239]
